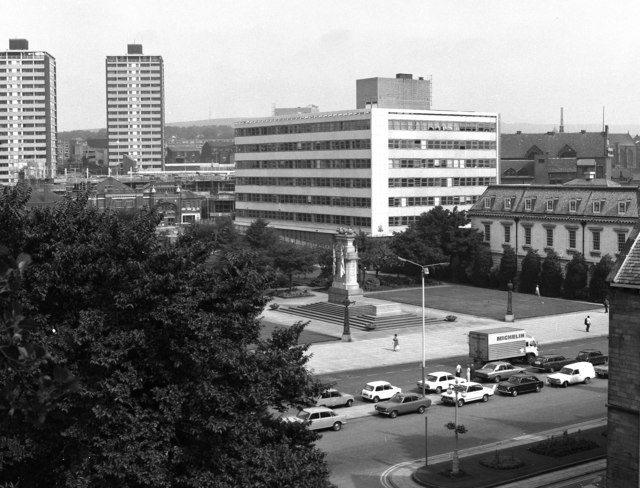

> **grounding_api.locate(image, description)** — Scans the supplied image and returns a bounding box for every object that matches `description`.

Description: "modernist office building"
[234,108,499,245]
[356,73,432,110]
[106,44,164,172]
[0,39,57,184]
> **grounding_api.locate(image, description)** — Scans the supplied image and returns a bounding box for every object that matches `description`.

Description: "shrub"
[529,430,598,457]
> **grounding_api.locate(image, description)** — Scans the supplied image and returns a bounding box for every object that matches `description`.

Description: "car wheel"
[345,399,353,408]
[332,422,342,431]
[511,390,518,397]
[435,386,442,394]
[457,398,464,407]
[389,411,398,419]
[535,385,541,392]
[417,405,426,414]
[373,396,380,403]
[562,381,568,388]
[549,367,555,373]
[494,376,501,383]
[584,377,591,384]
[482,394,489,402]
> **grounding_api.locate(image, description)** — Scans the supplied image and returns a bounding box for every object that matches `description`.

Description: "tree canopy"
[0,183,333,488]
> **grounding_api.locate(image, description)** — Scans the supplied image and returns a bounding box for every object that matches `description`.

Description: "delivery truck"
[468,327,539,366]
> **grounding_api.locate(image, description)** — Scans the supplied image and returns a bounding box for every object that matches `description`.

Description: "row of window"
[389,158,496,169]
[389,139,496,150]
[484,223,627,253]
[389,215,420,227]
[236,119,370,137]
[236,177,371,188]
[237,193,371,207]
[236,139,371,153]
[486,196,631,214]
[237,209,371,227]
[389,195,478,207]
[236,159,371,170]
[388,177,495,187]
[0,68,45,73]
[388,120,496,132]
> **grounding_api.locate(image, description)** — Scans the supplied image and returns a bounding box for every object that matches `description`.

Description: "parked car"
[474,361,527,383]
[594,363,609,378]
[374,393,432,418]
[496,374,544,397]
[575,349,609,366]
[283,406,347,431]
[316,389,355,408]
[440,382,495,407]
[547,362,596,388]
[417,371,465,394]
[361,381,402,403]
[532,354,574,373]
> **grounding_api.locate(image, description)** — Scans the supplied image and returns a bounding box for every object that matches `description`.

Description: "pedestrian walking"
[603,298,609,313]
[455,364,461,378]
[584,315,591,332]
[392,334,399,352]
[466,364,471,382]
[535,284,540,297]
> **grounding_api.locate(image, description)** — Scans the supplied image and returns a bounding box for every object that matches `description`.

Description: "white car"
[547,362,596,388]
[417,371,465,394]
[361,381,402,403]
[440,381,494,407]
[283,406,347,431]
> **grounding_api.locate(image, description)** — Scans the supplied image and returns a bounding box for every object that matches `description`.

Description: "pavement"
[259,286,609,488]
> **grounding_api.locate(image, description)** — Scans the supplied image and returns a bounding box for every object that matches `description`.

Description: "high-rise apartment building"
[0,39,57,185]
[357,73,432,110]
[234,108,499,245]
[106,44,164,172]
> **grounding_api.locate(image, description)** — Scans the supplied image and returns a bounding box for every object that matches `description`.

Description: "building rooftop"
[501,131,608,159]
[608,224,640,288]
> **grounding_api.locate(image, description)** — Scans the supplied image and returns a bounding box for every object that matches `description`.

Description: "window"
[568,229,577,249]
[546,200,554,211]
[504,225,511,243]
[569,200,577,212]
[524,199,532,211]
[524,227,532,245]
[618,201,628,214]
[483,224,491,242]
[593,201,601,213]
[504,198,512,210]
[546,228,554,247]
[484,198,491,209]
[618,233,627,252]
[592,230,601,251]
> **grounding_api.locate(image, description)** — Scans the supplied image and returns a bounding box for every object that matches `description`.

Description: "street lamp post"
[505,280,514,322]
[175,185,182,225]
[446,379,467,475]
[397,256,428,398]
[342,299,355,342]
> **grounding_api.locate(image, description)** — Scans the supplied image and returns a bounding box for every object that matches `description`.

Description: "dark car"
[575,349,608,366]
[374,393,431,418]
[532,354,574,373]
[496,374,544,397]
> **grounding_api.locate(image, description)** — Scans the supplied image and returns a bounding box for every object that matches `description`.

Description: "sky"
[6,0,640,131]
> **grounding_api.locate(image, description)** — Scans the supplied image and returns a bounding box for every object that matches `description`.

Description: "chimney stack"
[559,107,565,133]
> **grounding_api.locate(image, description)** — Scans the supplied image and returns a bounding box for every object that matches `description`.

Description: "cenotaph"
[328,227,364,305]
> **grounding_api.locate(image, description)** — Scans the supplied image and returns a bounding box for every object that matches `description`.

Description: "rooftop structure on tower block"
[356,73,432,110]
[106,44,164,173]
[234,107,499,246]
[0,39,57,184]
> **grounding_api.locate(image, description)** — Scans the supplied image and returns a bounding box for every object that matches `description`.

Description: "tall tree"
[519,249,542,294]
[470,243,493,287]
[497,245,517,290]
[273,243,316,290]
[563,252,589,300]
[589,254,614,303]
[539,250,564,297]
[0,191,334,487]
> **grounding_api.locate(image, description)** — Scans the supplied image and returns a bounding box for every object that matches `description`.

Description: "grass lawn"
[258,320,339,345]
[366,283,602,320]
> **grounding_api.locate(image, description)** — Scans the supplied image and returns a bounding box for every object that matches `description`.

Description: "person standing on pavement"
[392,334,399,351]
[584,315,591,332]
[455,364,461,378]
[466,364,471,382]
[535,284,540,297]
[603,298,609,313]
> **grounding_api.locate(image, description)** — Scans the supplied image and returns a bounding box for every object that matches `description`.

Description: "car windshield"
[559,367,573,375]
[508,376,522,384]
[364,385,375,391]
[426,375,438,382]
[297,411,311,420]
[482,362,499,369]
[389,395,403,403]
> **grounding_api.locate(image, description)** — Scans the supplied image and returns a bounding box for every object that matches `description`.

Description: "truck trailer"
[468,327,538,365]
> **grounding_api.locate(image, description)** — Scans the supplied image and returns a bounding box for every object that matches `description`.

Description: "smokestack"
[559,107,564,133]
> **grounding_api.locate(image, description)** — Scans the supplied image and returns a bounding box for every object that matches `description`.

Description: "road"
[314,336,609,488]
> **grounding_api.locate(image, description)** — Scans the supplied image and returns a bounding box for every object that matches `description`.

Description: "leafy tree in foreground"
[497,245,517,290]
[539,250,564,297]
[563,252,589,300]
[0,186,333,488]
[588,254,614,303]
[470,244,493,287]
[519,249,541,293]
